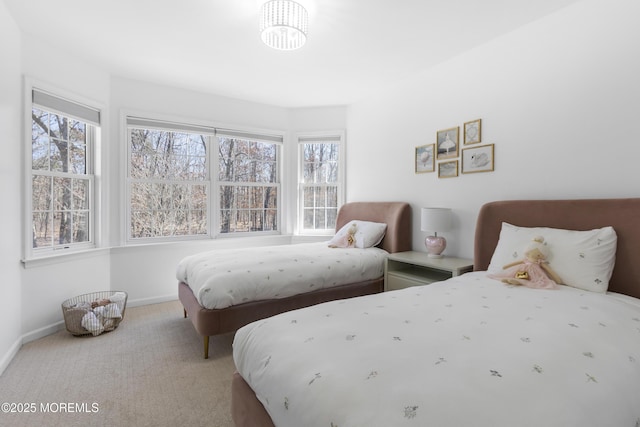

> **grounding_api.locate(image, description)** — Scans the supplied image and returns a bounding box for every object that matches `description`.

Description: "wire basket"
[61,291,128,336]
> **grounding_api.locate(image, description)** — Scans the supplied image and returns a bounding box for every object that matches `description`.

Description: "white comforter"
[233,272,640,427]
[176,242,388,309]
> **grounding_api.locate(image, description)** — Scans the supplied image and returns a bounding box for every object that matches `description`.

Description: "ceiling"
[4,0,582,108]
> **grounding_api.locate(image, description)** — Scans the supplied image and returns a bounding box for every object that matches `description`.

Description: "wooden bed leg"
[204,336,210,359]
[183,308,187,318]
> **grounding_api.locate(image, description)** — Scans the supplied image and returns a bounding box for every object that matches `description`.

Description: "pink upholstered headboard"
[335,202,412,254]
[474,198,640,299]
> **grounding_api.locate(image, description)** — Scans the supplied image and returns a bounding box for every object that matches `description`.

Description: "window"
[217,133,280,234]
[127,119,211,239]
[29,89,100,256]
[126,117,282,241]
[298,132,345,233]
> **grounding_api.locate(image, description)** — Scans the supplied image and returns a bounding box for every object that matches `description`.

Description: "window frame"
[24,80,102,260]
[296,131,346,235]
[215,133,282,236]
[123,114,284,244]
[125,119,214,243]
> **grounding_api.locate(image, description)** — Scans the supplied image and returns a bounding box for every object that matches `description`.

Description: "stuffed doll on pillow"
[489,236,562,289]
[328,222,357,248]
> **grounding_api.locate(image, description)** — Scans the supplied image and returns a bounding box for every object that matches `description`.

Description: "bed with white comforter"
[176,242,388,309]
[233,272,640,427]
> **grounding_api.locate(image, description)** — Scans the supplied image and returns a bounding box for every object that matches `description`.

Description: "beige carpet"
[0,300,235,427]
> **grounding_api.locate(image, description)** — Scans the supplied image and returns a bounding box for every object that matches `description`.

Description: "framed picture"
[436,127,459,160]
[464,119,481,145]
[415,144,435,173]
[438,160,458,178]
[462,144,494,174]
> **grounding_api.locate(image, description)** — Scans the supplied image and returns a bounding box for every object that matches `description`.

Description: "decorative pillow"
[487,222,617,293]
[328,220,387,249]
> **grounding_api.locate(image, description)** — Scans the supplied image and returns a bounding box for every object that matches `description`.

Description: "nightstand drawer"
[386,268,451,291]
[384,252,473,292]
[386,273,430,291]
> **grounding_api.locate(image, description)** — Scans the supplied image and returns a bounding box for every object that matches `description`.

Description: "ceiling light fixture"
[260,0,308,51]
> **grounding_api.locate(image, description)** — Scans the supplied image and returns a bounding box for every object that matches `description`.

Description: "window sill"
[22,247,111,269]
[291,234,331,244]
[21,234,305,269]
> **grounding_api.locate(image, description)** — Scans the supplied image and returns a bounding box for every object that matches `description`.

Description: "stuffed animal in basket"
[68,293,125,336]
[489,236,562,289]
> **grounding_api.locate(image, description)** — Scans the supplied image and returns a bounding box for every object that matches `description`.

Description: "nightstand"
[384,251,473,291]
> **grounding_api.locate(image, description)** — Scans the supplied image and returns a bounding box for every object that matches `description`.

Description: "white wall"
[346,0,640,259]
[0,0,24,374]
[288,106,347,132]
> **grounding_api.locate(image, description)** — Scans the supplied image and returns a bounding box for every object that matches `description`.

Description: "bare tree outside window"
[31,108,91,249]
[128,127,280,240]
[301,142,340,231]
[218,137,279,234]
[129,129,208,238]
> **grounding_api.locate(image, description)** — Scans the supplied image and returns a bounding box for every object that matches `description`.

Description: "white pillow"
[328,220,387,249]
[487,222,617,293]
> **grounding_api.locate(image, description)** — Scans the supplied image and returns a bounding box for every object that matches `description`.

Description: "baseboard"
[22,321,65,344]
[0,337,22,377]
[126,294,177,308]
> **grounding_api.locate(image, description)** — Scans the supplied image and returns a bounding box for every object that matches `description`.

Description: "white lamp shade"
[421,208,452,232]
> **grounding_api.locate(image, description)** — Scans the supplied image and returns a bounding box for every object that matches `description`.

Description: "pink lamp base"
[425,235,447,258]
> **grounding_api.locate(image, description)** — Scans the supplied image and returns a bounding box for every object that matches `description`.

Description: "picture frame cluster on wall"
[415,118,495,177]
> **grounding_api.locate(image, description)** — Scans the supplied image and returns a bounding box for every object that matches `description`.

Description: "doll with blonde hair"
[489,236,562,289]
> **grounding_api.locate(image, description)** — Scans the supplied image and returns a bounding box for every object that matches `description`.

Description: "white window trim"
[296,130,346,236]
[121,110,286,245]
[23,77,105,261]
[215,133,282,237]
[124,121,214,244]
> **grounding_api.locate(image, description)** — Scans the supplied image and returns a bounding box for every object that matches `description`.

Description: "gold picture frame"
[438,160,458,178]
[464,119,482,145]
[436,127,459,160]
[462,144,494,174]
[415,144,435,173]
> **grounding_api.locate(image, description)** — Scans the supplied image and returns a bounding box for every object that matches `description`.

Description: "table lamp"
[421,207,452,258]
